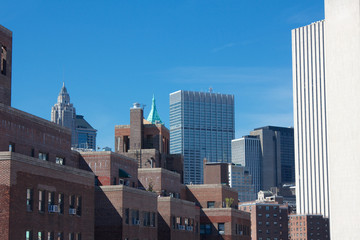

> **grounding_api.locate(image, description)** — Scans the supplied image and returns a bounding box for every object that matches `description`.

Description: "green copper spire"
[146,95,163,124]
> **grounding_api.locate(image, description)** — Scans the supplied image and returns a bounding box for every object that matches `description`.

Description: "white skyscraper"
[324,0,360,238]
[292,20,330,217]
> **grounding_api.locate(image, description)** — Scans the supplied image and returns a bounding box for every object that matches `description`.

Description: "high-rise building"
[169,90,235,184]
[231,136,261,198]
[228,164,256,202]
[292,20,329,218]
[324,0,360,237]
[75,115,97,150]
[250,126,295,190]
[51,83,77,144]
[51,83,97,150]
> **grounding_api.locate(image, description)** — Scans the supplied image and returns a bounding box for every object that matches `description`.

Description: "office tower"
[228,164,256,202]
[231,136,261,199]
[324,0,360,237]
[75,115,97,150]
[292,20,329,218]
[0,25,12,106]
[170,90,235,184]
[51,83,77,144]
[250,126,295,190]
[51,84,97,150]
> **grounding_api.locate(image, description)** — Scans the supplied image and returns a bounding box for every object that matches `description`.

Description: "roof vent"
[132,102,142,109]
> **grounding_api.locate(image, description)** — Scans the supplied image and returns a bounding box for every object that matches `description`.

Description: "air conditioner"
[186,226,193,231]
[48,205,59,213]
[69,208,77,215]
[219,230,225,235]
[136,220,141,225]
[178,225,185,230]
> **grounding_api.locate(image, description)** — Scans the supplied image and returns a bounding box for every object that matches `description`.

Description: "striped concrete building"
[291,20,330,218]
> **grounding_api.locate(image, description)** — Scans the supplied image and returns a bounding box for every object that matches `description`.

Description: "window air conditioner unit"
[48,205,59,213]
[69,208,77,215]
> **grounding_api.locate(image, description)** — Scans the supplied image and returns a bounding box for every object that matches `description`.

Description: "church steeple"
[146,95,163,124]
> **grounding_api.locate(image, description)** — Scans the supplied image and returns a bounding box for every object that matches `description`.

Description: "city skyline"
[1,1,324,149]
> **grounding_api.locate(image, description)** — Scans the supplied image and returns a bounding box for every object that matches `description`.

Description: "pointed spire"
[60,82,67,94]
[146,94,163,124]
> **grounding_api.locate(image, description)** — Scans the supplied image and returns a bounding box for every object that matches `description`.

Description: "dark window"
[26,230,33,240]
[57,232,63,240]
[31,148,35,157]
[68,233,74,240]
[76,196,82,216]
[152,212,156,227]
[207,201,215,208]
[125,208,129,224]
[56,157,65,165]
[9,143,15,152]
[26,189,33,211]
[58,193,64,214]
[38,190,45,212]
[218,223,225,234]
[76,233,81,240]
[39,152,48,161]
[1,46,7,76]
[47,232,54,240]
[38,231,45,240]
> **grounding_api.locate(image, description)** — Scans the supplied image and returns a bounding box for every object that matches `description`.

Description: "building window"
[31,148,35,157]
[172,216,176,229]
[69,195,76,215]
[152,212,156,227]
[68,233,74,240]
[218,223,225,235]
[48,192,56,213]
[26,230,33,240]
[266,206,270,210]
[143,211,150,226]
[56,157,65,165]
[47,232,54,240]
[38,190,45,212]
[1,46,7,76]
[76,196,82,216]
[131,209,139,225]
[9,142,15,152]
[58,193,64,214]
[38,231,45,240]
[76,233,81,240]
[26,189,33,211]
[125,208,129,224]
[207,201,215,208]
[57,232,63,240]
[39,152,48,161]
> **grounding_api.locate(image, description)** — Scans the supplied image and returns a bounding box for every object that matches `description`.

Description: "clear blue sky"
[1,1,324,149]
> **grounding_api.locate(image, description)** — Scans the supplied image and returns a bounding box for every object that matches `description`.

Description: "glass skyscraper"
[231,136,261,199]
[169,90,234,184]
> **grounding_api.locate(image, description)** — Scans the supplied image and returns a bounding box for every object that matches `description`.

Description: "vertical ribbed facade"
[292,20,329,217]
[169,90,235,184]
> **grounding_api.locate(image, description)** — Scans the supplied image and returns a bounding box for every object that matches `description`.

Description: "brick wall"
[0,25,12,106]
[0,104,79,168]
[138,168,182,195]
[0,152,94,240]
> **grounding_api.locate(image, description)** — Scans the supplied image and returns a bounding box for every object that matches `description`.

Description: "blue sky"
[1,1,324,149]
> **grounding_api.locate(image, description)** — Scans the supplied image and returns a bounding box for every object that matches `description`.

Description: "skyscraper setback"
[169,90,234,184]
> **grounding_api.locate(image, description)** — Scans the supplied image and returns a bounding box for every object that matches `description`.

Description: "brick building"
[95,185,158,240]
[288,214,330,240]
[239,201,289,240]
[0,25,95,240]
[115,103,183,179]
[158,197,200,240]
[80,151,138,188]
[138,168,183,196]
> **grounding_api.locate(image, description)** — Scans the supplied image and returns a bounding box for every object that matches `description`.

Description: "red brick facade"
[158,197,200,240]
[80,151,138,188]
[288,214,330,240]
[95,185,158,240]
[0,25,12,106]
